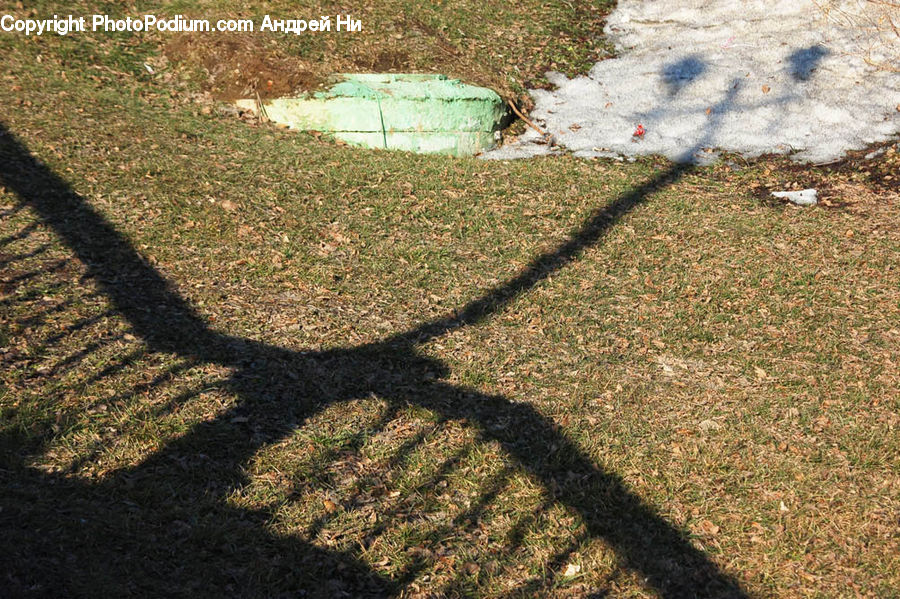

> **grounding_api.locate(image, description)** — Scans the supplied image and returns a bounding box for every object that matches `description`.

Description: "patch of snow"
[485,0,900,163]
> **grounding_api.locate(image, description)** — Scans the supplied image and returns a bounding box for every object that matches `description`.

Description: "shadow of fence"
[0,121,747,598]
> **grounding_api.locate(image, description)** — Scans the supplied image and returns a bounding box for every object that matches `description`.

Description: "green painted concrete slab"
[237,74,507,156]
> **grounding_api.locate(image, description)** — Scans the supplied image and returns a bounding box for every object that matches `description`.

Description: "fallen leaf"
[221,199,237,211]
[323,499,338,513]
[697,519,720,536]
[762,85,771,94]
[699,419,721,432]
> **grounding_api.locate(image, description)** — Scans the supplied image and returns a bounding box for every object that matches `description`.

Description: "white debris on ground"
[485,0,900,163]
[771,188,819,206]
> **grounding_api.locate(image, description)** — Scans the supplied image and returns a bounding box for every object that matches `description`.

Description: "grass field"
[1,2,899,597]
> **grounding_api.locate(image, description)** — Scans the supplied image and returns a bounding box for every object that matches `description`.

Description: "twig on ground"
[507,99,549,138]
[255,91,269,123]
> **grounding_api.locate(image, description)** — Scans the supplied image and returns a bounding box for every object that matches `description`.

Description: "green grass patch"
[1,3,899,597]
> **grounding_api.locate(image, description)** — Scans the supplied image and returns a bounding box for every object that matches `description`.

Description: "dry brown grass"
[815,0,900,71]
[1,3,899,597]
[157,0,614,105]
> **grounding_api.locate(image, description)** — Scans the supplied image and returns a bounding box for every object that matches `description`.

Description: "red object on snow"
[633,124,645,137]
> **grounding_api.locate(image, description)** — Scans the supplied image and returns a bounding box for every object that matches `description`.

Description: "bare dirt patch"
[164,35,325,100]
[750,141,900,207]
